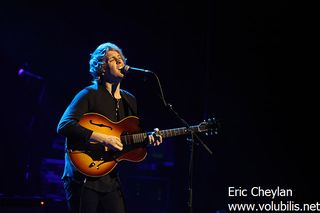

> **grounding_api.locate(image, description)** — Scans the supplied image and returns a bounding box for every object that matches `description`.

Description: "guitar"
[68,112,217,177]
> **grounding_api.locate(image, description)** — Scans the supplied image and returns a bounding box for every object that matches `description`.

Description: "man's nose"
[116,60,124,69]
[115,58,122,64]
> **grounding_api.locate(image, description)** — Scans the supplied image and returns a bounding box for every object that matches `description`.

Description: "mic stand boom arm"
[147,70,213,154]
[146,70,213,213]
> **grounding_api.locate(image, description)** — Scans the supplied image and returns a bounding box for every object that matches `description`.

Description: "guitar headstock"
[198,117,220,135]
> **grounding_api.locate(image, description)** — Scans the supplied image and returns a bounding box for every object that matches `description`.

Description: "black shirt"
[57,83,137,192]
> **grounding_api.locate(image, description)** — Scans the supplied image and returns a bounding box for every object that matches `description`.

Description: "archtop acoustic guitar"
[68,112,216,177]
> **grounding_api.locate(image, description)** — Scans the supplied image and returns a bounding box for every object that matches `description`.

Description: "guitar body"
[68,113,147,177]
[67,112,216,177]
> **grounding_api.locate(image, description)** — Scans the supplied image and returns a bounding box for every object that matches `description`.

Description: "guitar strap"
[120,91,137,117]
[120,91,146,131]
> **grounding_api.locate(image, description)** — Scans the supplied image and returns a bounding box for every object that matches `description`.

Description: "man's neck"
[105,82,121,99]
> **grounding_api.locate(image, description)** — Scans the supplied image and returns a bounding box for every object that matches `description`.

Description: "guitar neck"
[160,126,192,138]
[121,125,200,145]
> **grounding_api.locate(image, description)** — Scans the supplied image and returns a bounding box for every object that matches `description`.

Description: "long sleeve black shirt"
[57,83,137,192]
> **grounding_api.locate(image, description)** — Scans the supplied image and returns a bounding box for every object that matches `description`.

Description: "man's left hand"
[148,128,162,146]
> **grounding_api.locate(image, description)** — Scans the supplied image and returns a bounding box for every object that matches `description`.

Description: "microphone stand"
[144,70,213,213]
[18,68,46,195]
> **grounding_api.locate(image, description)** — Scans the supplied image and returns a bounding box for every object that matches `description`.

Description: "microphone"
[121,65,152,74]
[18,68,44,80]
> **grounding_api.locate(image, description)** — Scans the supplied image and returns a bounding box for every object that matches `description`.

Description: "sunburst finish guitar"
[68,112,216,177]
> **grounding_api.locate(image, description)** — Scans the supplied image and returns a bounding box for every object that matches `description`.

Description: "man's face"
[104,50,125,81]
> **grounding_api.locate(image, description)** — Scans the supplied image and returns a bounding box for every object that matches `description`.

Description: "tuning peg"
[205,130,213,136]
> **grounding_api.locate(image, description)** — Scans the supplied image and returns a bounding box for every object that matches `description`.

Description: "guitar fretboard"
[120,125,200,145]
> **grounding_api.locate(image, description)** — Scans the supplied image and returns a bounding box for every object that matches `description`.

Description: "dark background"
[0,1,318,212]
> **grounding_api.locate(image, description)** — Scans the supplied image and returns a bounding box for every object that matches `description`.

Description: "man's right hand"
[90,132,123,151]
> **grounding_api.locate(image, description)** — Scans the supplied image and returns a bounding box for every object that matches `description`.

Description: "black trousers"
[63,179,126,213]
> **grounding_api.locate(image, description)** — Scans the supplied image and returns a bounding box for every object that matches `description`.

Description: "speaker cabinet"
[123,175,172,213]
[0,196,46,213]
[0,196,67,213]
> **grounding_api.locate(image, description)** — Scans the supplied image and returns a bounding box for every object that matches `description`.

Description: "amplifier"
[0,196,67,213]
